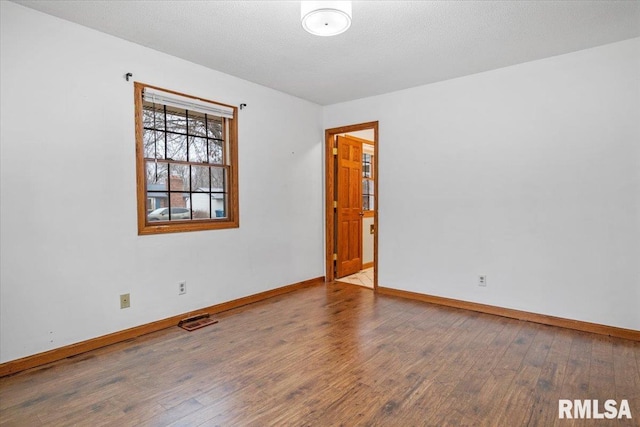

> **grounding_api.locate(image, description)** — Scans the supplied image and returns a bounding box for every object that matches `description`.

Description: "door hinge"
[333,253,337,261]
[333,201,337,208]
[332,147,337,155]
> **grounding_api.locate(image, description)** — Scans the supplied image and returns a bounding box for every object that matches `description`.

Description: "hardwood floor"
[1,282,638,426]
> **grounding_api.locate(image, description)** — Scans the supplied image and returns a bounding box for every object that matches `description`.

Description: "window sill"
[138,219,239,235]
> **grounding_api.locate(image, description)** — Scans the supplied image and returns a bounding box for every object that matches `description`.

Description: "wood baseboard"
[377,286,640,342]
[361,262,374,270]
[0,276,324,377]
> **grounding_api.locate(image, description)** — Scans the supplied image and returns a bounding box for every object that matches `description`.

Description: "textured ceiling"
[13,0,640,105]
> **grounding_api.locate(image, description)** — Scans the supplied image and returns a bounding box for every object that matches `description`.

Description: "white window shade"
[143,87,234,119]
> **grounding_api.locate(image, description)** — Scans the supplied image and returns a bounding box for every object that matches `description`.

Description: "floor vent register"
[178,313,219,331]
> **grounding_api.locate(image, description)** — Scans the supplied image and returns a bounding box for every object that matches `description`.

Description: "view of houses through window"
[143,104,227,220]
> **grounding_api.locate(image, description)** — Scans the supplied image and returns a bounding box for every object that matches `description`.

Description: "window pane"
[147,192,167,213]
[143,130,165,159]
[167,165,189,219]
[165,132,187,161]
[191,165,210,191]
[209,139,223,164]
[165,107,187,135]
[143,104,164,130]
[147,206,169,222]
[169,207,191,221]
[146,161,168,187]
[207,116,223,139]
[188,137,208,163]
[147,206,192,222]
[168,164,189,191]
[186,191,227,220]
[368,195,375,210]
[212,193,227,219]
[187,111,208,137]
[363,153,372,178]
[211,166,227,191]
[362,179,374,211]
[189,193,212,220]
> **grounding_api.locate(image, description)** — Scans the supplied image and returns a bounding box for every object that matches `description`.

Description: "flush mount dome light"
[301,1,352,37]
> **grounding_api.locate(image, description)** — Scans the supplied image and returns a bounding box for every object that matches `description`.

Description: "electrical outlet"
[178,281,187,295]
[478,276,487,287]
[120,293,130,309]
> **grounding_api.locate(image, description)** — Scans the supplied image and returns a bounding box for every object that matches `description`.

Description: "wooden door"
[336,135,363,278]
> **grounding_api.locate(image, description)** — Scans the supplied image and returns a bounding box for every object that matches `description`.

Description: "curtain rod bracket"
[125,72,133,82]
[240,103,247,110]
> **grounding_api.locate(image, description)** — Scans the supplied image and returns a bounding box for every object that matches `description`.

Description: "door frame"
[325,121,379,289]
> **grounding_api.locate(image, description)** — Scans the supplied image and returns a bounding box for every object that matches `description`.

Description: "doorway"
[325,122,378,289]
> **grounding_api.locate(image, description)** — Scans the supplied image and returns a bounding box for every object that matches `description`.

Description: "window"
[135,83,239,235]
[362,149,375,213]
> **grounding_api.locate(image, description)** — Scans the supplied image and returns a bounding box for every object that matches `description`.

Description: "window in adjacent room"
[362,144,375,214]
[134,83,239,235]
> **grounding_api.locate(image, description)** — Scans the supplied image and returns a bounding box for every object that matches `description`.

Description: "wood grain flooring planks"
[1,281,638,426]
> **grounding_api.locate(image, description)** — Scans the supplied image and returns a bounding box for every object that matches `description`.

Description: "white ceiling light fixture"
[301,1,352,37]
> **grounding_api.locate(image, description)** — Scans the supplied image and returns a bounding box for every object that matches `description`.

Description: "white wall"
[325,38,640,330]
[0,2,324,363]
